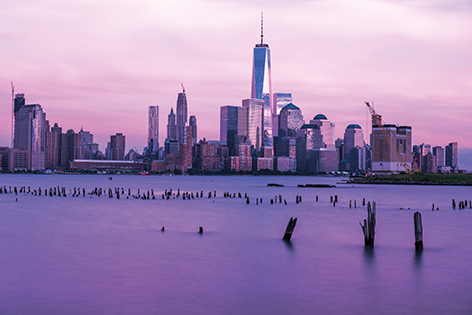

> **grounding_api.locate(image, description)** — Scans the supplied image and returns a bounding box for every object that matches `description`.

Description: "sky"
[1,0,471,169]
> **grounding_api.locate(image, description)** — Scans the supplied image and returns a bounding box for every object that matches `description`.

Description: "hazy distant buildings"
[176,87,188,145]
[110,133,125,160]
[14,104,48,170]
[167,108,177,141]
[433,146,445,168]
[79,127,94,159]
[148,105,159,159]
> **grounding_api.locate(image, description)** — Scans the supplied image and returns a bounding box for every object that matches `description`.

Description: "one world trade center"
[251,12,273,149]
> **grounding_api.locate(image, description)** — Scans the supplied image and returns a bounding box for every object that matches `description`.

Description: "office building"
[189,115,197,144]
[278,103,304,138]
[179,126,193,172]
[251,14,273,146]
[110,133,126,160]
[176,87,188,145]
[238,99,264,151]
[220,105,239,155]
[343,124,365,172]
[273,93,292,116]
[433,146,444,168]
[445,142,458,170]
[79,127,94,159]
[148,106,159,159]
[0,147,30,171]
[14,103,48,170]
[167,108,177,141]
[371,124,412,174]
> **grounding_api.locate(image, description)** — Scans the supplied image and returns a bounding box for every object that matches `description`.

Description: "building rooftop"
[313,114,327,120]
[281,103,300,110]
[347,124,362,129]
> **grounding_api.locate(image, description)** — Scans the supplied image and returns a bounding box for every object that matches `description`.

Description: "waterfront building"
[110,133,125,161]
[176,87,188,145]
[0,147,30,171]
[256,157,273,171]
[189,115,197,144]
[433,146,445,169]
[238,99,264,151]
[250,14,273,147]
[179,126,193,173]
[14,103,48,170]
[165,139,179,155]
[195,141,220,172]
[167,108,177,141]
[371,124,412,174]
[220,105,239,155]
[422,152,436,173]
[445,142,458,171]
[343,124,365,172]
[69,160,144,172]
[78,127,94,159]
[148,106,159,160]
[278,103,304,138]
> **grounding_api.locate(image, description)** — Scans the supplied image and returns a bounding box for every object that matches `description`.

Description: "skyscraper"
[273,93,292,116]
[167,108,176,141]
[445,142,458,170]
[278,103,304,137]
[14,103,48,170]
[220,105,239,155]
[189,115,197,144]
[148,105,159,159]
[110,133,126,160]
[239,99,264,150]
[251,12,273,147]
[176,85,188,145]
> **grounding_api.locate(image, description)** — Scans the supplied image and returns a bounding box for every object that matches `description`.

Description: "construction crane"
[365,102,415,174]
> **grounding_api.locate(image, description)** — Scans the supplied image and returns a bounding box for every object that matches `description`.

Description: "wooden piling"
[414,211,423,251]
[198,227,203,234]
[283,217,298,241]
[359,201,376,247]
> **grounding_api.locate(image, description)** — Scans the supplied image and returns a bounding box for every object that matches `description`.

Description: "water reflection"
[414,249,423,270]
[283,240,295,252]
[363,247,375,266]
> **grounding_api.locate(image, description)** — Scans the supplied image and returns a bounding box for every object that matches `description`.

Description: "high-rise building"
[110,133,125,160]
[445,142,458,170]
[14,103,48,170]
[278,103,304,138]
[148,106,159,159]
[371,124,412,173]
[343,124,365,172]
[220,105,239,155]
[179,126,193,172]
[167,108,177,141]
[46,123,62,169]
[79,127,94,159]
[273,93,292,116]
[251,13,273,147]
[239,99,264,151]
[308,114,336,149]
[13,93,25,114]
[433,146,444,168]
[176,86,188,145]
[189,115,197,144]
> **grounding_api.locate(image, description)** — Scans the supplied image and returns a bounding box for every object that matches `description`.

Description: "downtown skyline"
[1,0,471,169]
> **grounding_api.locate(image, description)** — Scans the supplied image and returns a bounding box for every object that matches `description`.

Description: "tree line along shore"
[348,173,472,186]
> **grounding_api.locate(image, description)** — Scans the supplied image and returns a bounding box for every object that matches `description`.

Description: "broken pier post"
[283,217,298,241]
[414,211,423,251]
[359,201,376,247]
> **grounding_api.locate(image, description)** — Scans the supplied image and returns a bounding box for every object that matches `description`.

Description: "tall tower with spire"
[251,12,273,148]
[176,84,188,145]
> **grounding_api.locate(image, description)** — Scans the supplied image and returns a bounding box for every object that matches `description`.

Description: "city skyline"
[0,1,471,170]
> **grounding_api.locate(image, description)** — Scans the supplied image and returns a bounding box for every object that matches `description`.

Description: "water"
[1,174,471,314]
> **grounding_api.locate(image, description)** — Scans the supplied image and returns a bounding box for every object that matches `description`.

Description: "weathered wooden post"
[414,211,423,251]
[161,226,165,232]
[349,200,352,208]
[198,227,203,234]
[316,195,318,202]
[359,201,376,247]
[363,198,365,206]
[283,217,297,241]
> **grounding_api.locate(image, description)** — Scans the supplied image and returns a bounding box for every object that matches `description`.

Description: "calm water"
[1,174,471,315]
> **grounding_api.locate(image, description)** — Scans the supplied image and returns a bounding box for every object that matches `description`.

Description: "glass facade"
[240,99,264,150]
[273,93,292,115]
[279,104,304,138]
[176,91,187,145]
[148,106,159,157]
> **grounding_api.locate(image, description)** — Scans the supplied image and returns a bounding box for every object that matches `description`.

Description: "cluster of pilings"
[452,199,471,210]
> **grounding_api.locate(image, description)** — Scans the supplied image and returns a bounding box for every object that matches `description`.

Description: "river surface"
[1,174,471,315]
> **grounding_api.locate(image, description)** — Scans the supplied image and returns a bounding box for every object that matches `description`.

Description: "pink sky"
[1,0,471,167]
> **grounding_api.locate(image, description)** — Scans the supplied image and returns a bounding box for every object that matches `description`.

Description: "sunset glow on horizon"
[1,0,471,168]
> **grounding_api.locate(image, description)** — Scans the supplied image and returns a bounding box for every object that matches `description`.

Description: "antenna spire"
[260,11,264,44]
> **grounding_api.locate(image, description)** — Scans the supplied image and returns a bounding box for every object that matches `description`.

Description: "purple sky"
[1,0,471,169]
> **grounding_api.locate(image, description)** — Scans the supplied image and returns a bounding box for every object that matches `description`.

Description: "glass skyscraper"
[176,87,188,145]
[148,105,159,159]
[251,14,273,148]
